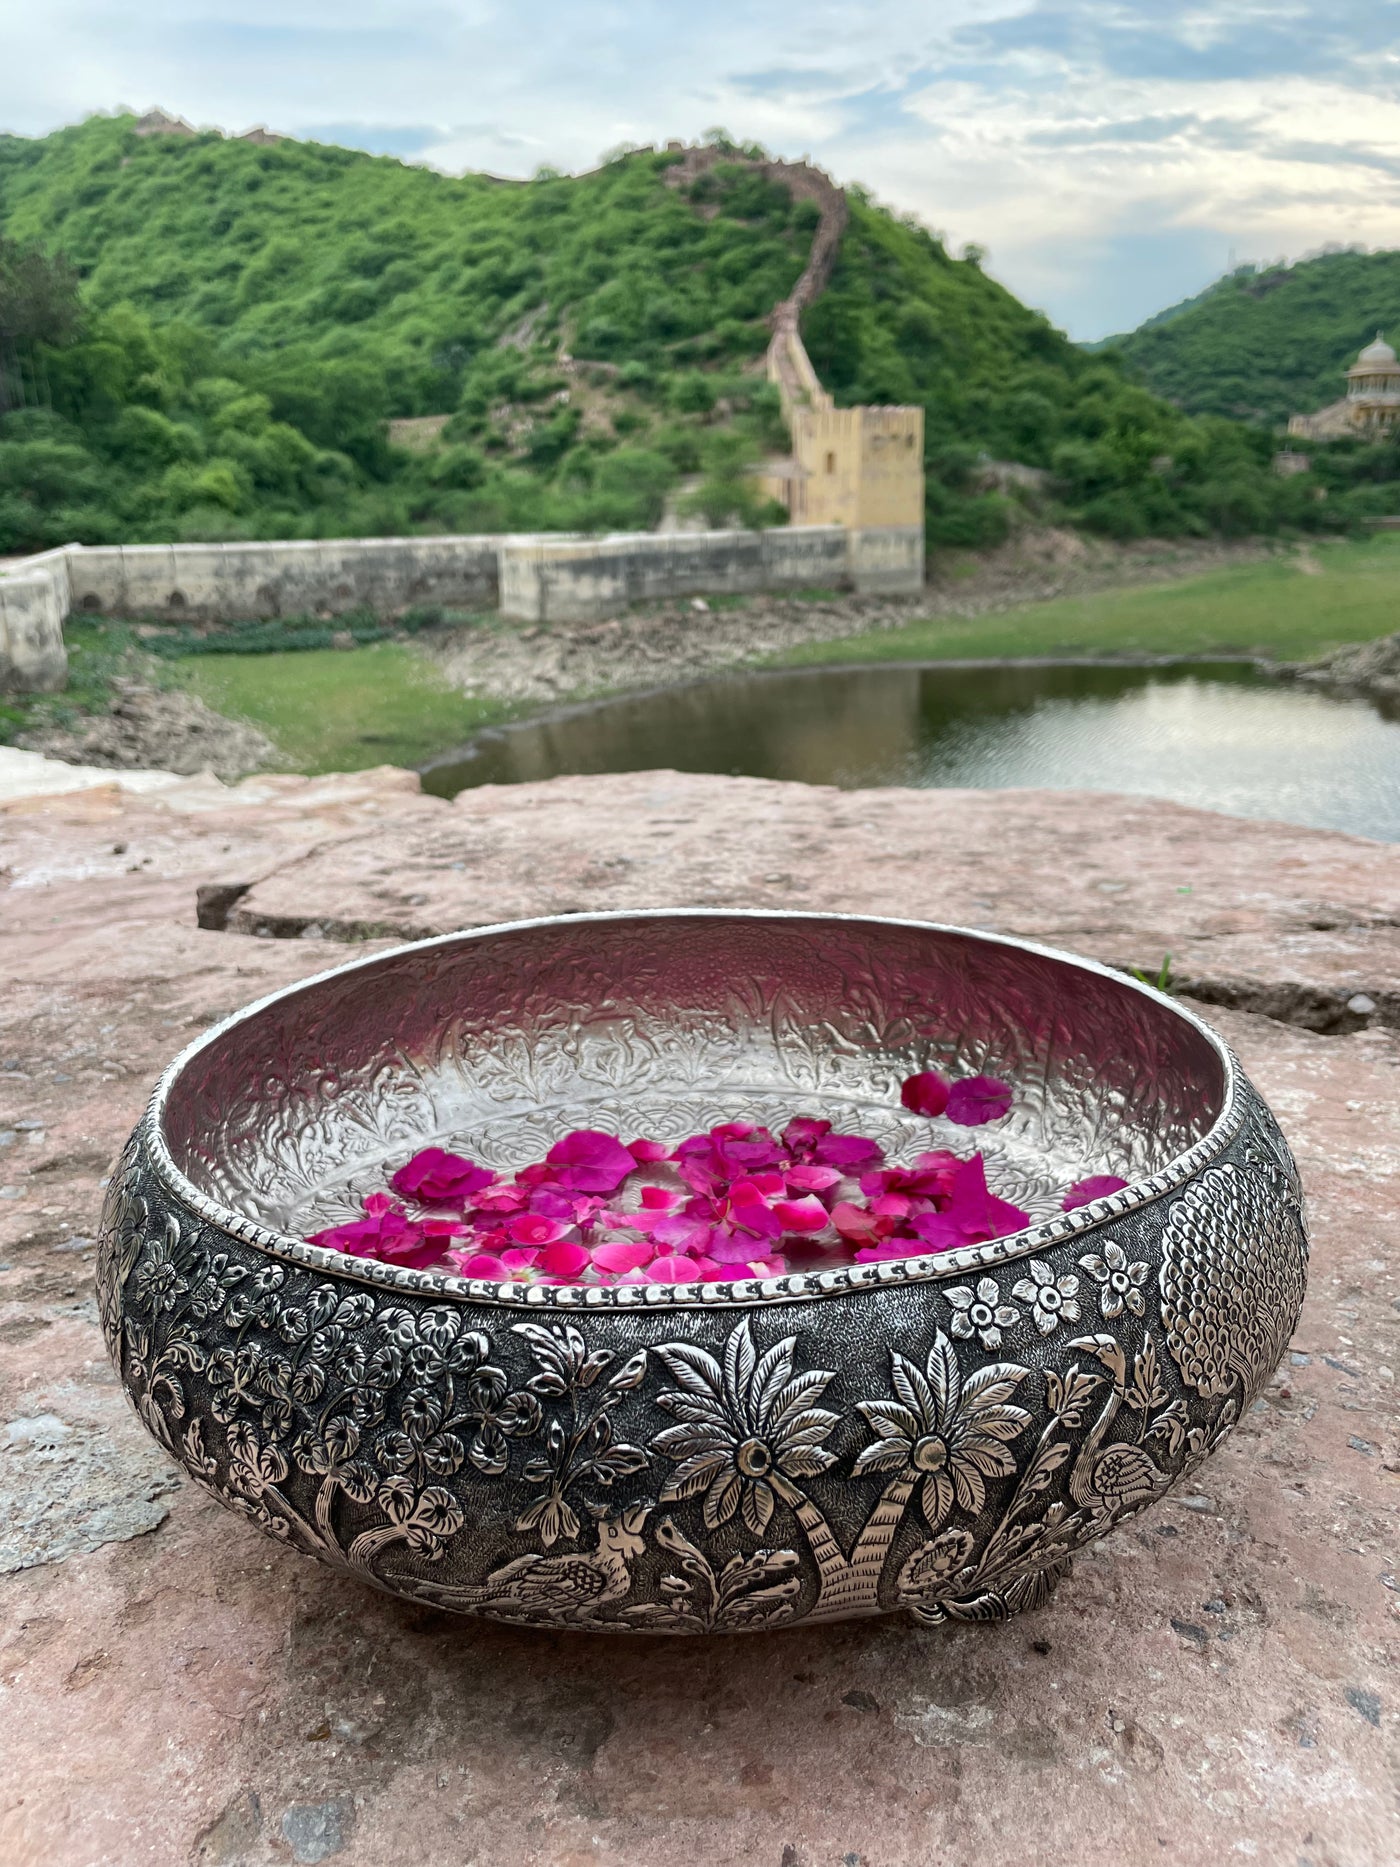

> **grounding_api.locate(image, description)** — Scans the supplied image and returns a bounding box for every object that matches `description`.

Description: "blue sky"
[6,1,1400,339]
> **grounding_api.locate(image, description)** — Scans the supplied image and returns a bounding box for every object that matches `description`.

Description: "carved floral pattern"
[98,1078,1308,1631]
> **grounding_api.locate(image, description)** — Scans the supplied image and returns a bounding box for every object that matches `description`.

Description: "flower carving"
[945,1277,1019,1350]
[653,1319,839,1536]
[1012,1261,1081,1336]
[1078,1242,1149,1320]
[854,1329,1031,1536]
[895,1527,976,1608]
[130,1214,185,1315]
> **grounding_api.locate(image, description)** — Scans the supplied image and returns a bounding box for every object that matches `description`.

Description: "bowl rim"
[137,908,1243,1311]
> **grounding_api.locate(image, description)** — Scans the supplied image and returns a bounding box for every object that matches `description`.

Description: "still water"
[421,660,1400,843]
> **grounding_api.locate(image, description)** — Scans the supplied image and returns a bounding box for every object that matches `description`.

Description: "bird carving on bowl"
[1064,1335,1171,1523]
[401,1502,652,1625]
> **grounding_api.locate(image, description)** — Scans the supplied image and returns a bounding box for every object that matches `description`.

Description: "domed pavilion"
[1289,333,1400,439]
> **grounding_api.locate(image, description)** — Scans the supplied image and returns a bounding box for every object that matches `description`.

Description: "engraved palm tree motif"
[653,1321,840,1536]
[854,1331,1033,1538]
[400,1502,652,1625]
[1063,1334,1170,1520]
[653,1321,1035,1621]
[1159,1162,1306,1401]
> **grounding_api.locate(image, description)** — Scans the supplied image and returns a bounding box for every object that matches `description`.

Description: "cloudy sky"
[6,1,1400,339]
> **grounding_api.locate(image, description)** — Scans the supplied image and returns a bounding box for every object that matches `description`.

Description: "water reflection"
[421,660,1400,843]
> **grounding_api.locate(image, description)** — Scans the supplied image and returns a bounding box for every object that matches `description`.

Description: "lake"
[420,659,1400,843]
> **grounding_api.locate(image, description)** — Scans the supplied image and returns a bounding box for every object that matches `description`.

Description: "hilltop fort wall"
[0,141,927,691]
[664,146,925,568]
[0,521,925,689]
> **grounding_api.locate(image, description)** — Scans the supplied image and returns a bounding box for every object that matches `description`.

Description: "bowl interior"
[158,913,1227,1238]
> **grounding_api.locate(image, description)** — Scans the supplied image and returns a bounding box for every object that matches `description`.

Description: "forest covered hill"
[0,112,1355,556]
[1108,248,1400,425]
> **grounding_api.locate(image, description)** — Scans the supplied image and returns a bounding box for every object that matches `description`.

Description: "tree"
[0,239,82,413]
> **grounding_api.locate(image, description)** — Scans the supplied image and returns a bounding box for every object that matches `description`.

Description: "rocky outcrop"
[0,770,1395,1864]
[1284,628,1400,704]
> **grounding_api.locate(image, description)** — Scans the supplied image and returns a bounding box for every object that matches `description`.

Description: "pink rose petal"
[627,1138,670,1163]
[946,1075,1014,1127]
[592,1238,656,1274]
[773,1195,831,1234]
[537,1238,591,1278]
[901,1070,951,1118]
[1062,1174,1129,1211]
[545,1129,638,1194]
[510,1213,571,1247]
[389,1147,495,1206]
[784,1163,842,1194]
[650,1255,706,1283]
[452,1250,508,1279]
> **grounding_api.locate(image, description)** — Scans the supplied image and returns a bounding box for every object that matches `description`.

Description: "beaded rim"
[140,909,1243,1311]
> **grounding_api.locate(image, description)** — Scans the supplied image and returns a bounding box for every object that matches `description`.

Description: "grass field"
[17,530,1389,777]
[178,640,508,774]
[781,533,1400,669]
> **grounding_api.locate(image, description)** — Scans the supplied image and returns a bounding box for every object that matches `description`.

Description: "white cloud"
[3,2,1400,337]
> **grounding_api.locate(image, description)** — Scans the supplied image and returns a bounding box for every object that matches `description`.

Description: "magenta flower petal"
[727,1182,783,1239]
[500,1246,541,1271]
[306,1219,381,1256]
[785,1163,842,1195]
[389,1147,495,1206]
[906,1211,965,1253]
[509,1213,571,1247]
[901,1070,951,1118]
[708,1228,765,1264]
[773,1195,831,1234]
[538,1238,591,1278]
[471,1184,529,1213]
[1062,1174,1130,1211]
[856,1236,926,1262]
[830,1201,884,1246]
[452,1250,507,1279]
[781,1116,831,1155]
[545,1129,638,1194]
[639,1185,683,1211]
[592,1238,655,1274]
[528,1188,576,1220]
[815,1132,885,1171]
[650,1255,705,1283]
[627,1138,670,1164]
[652,1213,716,1254]
[946,1075,1014,1127]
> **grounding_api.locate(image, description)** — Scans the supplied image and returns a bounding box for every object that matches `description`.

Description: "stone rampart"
[1,521,924,691]
[62,535,502,621]
[498,525,851,622]
[0,548,71,693]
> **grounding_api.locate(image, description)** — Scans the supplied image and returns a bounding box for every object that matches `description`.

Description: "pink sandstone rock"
[0,770,1395,1866]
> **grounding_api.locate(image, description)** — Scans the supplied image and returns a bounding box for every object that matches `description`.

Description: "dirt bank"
[431,530,1273,708]
[18,678,276,780]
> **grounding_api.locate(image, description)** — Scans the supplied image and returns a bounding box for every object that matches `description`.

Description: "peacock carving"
[397,1502,651,1624]
[1159,1162,1306,1401]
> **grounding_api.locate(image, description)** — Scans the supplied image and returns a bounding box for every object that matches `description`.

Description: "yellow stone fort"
[759,317,925,528]
[1288,333,1400,440]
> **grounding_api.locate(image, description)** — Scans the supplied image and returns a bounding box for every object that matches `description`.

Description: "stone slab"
[0,772,1395,1866]
[227,774,1400,1031]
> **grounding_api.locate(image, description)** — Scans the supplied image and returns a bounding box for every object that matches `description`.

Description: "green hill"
[0,112,1341,556]
[1109,248,1400,424]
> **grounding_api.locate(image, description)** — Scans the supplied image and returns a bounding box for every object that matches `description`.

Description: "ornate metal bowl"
[98,911,1307,1632]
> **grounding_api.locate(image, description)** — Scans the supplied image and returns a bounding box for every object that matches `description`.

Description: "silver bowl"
[98,911,1307,1631]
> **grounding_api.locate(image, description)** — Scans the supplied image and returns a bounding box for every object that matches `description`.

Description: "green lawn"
[177,640,511,775]
[778,533,1400,669]
[150,532,1400,775]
